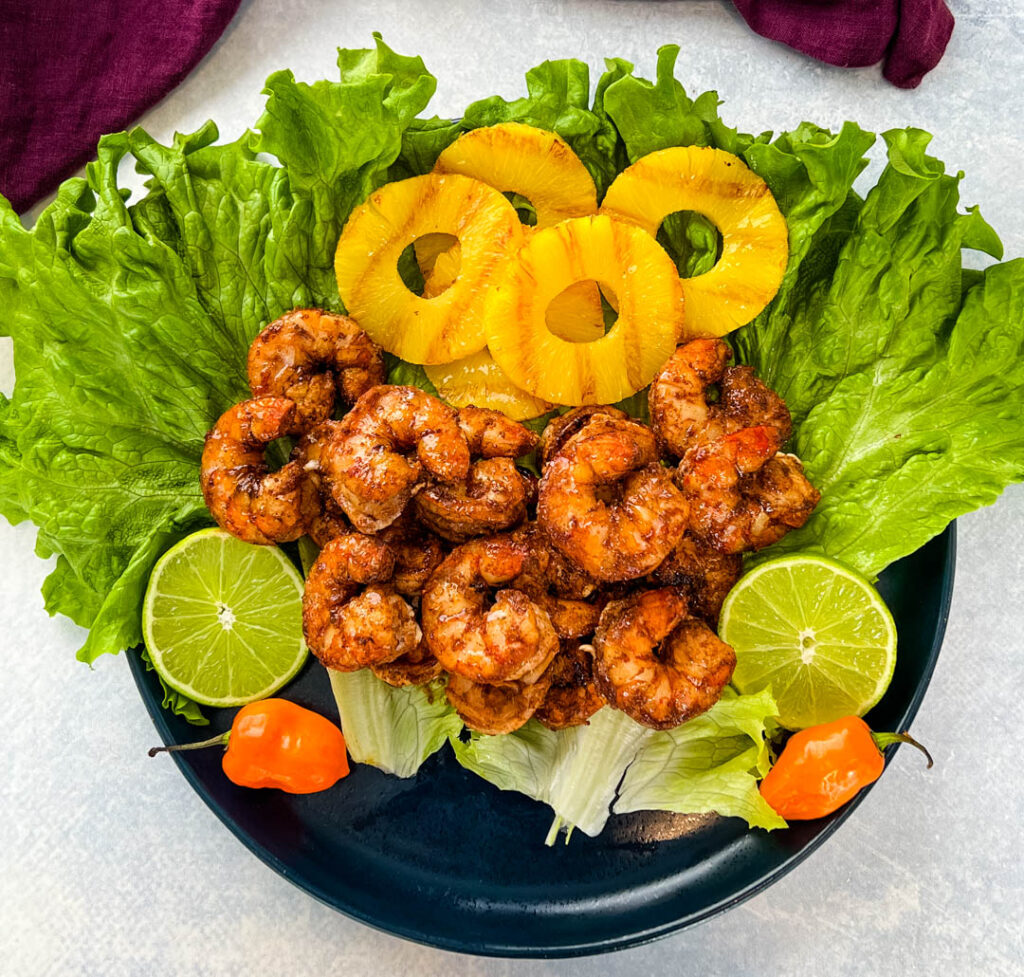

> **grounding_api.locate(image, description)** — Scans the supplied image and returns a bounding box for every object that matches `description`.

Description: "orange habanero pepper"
[759,715,932,820]
[149,698,349,794]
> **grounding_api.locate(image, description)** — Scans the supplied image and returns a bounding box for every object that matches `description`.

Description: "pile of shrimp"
[202,312,820,734]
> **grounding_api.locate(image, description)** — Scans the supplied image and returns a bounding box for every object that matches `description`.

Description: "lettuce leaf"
[0,136,237,664]
[328,669,461,778]
[614,689,784,831]
[452,689,783,843]
[737,130,1019,576]
[450,708,653,841]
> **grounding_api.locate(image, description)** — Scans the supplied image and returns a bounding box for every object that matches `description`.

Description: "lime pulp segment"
[719,554,897,730]
[142,528,307,707]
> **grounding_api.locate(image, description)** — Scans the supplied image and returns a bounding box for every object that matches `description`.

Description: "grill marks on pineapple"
[487,215,682,405]
[335,173,524,364]
[434,122,598,230]
[601,146,788,338]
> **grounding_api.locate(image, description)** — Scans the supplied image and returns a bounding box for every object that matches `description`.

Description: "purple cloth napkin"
[731,0,955,88]
[0,0,241,213]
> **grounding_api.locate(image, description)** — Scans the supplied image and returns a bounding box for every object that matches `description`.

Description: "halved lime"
[719,555,897,730]
[142,528,307,707]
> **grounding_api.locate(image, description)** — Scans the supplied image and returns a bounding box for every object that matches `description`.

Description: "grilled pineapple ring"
[434,122,598,229]
[334,173,524,364]
[486,215,684,405]
[600,146,788,338]
[425,349,553,421]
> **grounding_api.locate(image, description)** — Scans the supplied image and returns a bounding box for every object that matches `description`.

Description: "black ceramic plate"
[130,525,955,958]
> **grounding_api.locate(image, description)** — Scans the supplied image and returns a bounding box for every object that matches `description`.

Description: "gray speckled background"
[2,1,1023,974]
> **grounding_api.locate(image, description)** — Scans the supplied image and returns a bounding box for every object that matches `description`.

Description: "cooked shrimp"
[376,516,447,597]
[414,457,533,542]
[445,672,552,735]
[420,534,559,684]
[370,641,443,687]
[510,525,605,639]
[290,420,349,547]
[458,405,540,459]
[537,415,689,581]
[247,308,385,430]
[320,385,471,533]
[200,396,318,545]
[648,339,791,457]
[593,588,735,729]
[534,644,606,730]
[540,405,627,465]
[680,427,819,553]
[650,531,743,624]
[302,534,420,671]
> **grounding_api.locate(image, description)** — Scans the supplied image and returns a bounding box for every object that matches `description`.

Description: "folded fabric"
[0,0,241,213]
[731,0,955,88]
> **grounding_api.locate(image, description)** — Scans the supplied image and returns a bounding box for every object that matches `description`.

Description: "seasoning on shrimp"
[200,396,318,545]
[247,308,385,431]
[302,533,421,671]
[649,530,744,624]
[540,404,627,465]
[371,641,443,687]
[537,414,689,581]
[510,525,605,639]
[648,338,791,458]
[290,420,349,547]
[533,643,606,730]
[420,533,559,684]
[593,588,736,729]
[445,672,552,735]
[680,427,819,554]
[321,385,470,533]
[376,516,447,597]
[415,409,538,541]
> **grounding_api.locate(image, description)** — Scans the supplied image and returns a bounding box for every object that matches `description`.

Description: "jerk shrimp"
[649,531,744,624]
[445,672,553,735]
[201,396,318,545]
[289,420,349,547]
[680,427,819,554]
[510,525,605,640]
[648,338,791,458]
[533,643,606,730]
[370,640,443,688]
[321,385,471,533]
[247,308,385,431]
[302,534,421,672]
[415,407,538,542]
[537,415,689,582]
[593,588,735,729]
[420,533,559,685]
[540,405,627,466]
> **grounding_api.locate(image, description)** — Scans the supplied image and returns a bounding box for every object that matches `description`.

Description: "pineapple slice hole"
[600,146,789,337]
[409,234,461,297]
[656,210,724,280]
[545,280,618,343]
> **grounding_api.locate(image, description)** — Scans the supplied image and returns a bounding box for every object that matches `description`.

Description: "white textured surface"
[3,1,1024,973]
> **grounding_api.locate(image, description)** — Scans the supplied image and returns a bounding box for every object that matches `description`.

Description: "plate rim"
[128,524,956,958]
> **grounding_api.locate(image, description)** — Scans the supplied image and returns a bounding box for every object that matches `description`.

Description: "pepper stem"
[148,731,230,757]
[871,730,934,768]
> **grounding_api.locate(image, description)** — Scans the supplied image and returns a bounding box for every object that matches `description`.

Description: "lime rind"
[142,528,308,708]
[720,554,897,730]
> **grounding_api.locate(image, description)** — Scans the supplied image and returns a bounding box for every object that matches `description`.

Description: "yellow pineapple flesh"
[434,122,598,229]
[334,173,523,364]
[600,146,788,338]
[485,215,684,405]
[425,349,553,420]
